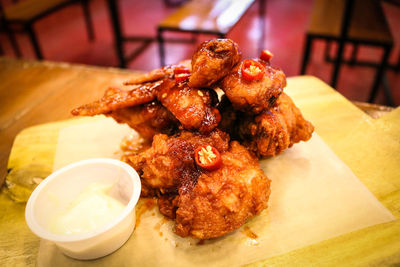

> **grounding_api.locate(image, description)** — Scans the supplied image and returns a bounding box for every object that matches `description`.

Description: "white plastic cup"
[25,158,141,260]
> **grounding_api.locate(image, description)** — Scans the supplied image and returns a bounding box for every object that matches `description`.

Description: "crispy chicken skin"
[175,141,271,239]
[125,131,271,239]
[220,60,286,114]
[238,93,314,157]
[108,101,179,139]
[189,39,242,88]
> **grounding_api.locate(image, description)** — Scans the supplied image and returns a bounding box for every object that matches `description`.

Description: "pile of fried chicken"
[72,39,314,240]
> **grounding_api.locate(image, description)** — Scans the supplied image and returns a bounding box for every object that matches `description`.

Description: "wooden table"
[0,57,399,266]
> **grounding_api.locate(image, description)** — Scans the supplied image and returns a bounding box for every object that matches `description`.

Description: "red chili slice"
[194,145,222,171]
[241,59,264,81]
[174,65,190,75]
[173,65,191,82]
[260,49,274,62]
[175,73,191,82]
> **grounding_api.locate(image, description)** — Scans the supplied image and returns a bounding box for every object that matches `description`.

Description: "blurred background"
[0,0,399,106]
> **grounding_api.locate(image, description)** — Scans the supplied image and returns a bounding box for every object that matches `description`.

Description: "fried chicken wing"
[238,93,314,157]
[189,39,241,88]
[72,63,221,134]
[220,60,286,114]
[108,101,179,139]
[157,78,221,133]
[71,81,162,116]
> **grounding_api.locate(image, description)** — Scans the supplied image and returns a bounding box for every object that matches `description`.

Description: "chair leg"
[6,30,22,57]
[349,43,358,66]
[331,39,346,89]
[157,28,165,67]
[106,0,125,67]
[368,46,392,104]
[300,35,313,75]
[26,24,43,59]
[324,40,331,61]
[331,0,353,89]
[381,72,395,106]
[82,0,95,41]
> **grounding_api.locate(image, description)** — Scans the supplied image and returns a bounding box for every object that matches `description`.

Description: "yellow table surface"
[0,57,399,266]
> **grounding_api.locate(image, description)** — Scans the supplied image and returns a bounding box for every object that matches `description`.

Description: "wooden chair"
[105,0,154,68]
[300,0,394,104]
[0,12,21,56]
[157,0,266,66]
[0,0,94,59]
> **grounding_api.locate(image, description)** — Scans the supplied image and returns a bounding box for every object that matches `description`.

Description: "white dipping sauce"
[50,183,125,235]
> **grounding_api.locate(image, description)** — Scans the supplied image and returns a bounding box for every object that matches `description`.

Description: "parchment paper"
[52,118,133,170]
[38,117,395,267]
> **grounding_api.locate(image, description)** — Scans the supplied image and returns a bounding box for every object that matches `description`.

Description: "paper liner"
[37,118,394,266]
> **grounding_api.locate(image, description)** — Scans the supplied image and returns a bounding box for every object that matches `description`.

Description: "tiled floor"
[1,0,399,106]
